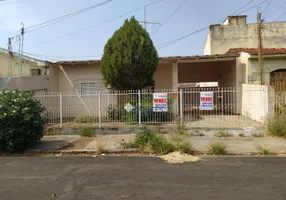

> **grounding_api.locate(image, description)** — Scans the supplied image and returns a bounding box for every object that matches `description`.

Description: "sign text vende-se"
[200,92,214,111]
[153,93,168,112]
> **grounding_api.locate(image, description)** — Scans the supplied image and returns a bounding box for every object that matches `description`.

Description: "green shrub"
[176,141,194,154]
[267,116,286,137]
[208,142,227,155]
[252,133,264,138]
[214,130,233,138]
[107,95,173,123]
[80,127,95,137]
[0,90,46,152]
[258,146,277,156]
[74,116,98,123]
[238,133,246,137]
[175,123,186,135]
[121,128,175,154]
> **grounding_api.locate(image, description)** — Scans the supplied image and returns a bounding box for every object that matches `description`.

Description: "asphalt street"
[0,156,286,200]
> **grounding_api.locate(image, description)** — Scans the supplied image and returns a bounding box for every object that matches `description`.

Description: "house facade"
[0,48,53,92]
[204,16,286,55]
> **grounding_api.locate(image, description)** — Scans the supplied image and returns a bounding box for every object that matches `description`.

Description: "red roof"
[228,48,286,55]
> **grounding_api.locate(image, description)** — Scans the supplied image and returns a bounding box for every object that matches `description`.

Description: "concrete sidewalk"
[34,133,286,155]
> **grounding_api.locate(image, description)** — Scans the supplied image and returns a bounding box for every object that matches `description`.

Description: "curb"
[26,149,286,156]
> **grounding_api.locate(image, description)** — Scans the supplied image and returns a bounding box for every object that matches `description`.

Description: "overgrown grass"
[79,127,96,137]
[258,146,277,156]
[208,142,227,155]
[175,123,186,135]
[214,130,233,138]
[267,116,286,138]
[238,133,246,137]
[175,141,194,154]
[252,133,264,138]
[121,129,175,155]
[122,129,195,155]
[97,144,105,154]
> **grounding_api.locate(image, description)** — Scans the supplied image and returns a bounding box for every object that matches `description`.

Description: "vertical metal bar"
[98,91,101,126]
[60,92,63,128]
[180,89,183,125]
[138,90,141,126]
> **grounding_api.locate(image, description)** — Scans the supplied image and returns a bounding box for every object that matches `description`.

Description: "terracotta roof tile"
[228,48,286,55]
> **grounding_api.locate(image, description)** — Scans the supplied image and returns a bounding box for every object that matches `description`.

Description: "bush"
[80,127,96,137]
[214,130,233,138]
[238,133,246,137]
[121,128,175,154]
[208,142,227,155]
[252,133,264,138]
[258,146,277,156]
[176,141,194,154]
[0,90,46,152]
[107,95,173,123]
[267,116,286,137]
[74,116,98,123]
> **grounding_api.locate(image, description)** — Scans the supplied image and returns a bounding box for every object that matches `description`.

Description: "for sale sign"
[153,93,168,112]
[200,92,214,110]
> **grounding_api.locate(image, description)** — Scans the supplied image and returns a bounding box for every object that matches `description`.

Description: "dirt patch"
[60,137,95,150]
[160,151,200,164]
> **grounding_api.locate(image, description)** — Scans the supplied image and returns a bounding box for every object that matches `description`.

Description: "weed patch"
[252,133,264,138]
[214,130,233,138]
[80,127,95,137]
[267,116,286,138]
[258,146,277,156]
[121,129,175,155]
[238,133,246,137]
[208,142,227,155]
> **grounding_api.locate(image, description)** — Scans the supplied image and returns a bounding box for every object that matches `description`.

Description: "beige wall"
[178,61,236,87]
[204,21,286,55]
[58,63,103,92]
[0,51,49,77]
[247,56,286,85]
[9,76,50,91]
[153,63,173,89]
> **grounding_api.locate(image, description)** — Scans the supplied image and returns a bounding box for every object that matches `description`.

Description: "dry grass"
[160,151,200,164]
[208,142,227,155]
[214,130,233,138]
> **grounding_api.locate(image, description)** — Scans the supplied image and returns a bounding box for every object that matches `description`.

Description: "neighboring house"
[204,15,286,55]
[229,48,286,86]
[0,48,54,92]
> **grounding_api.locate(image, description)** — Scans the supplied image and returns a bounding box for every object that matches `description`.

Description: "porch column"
[172,61,178,90]
[172,62,179,119]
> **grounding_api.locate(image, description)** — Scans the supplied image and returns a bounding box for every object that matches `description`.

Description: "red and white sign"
[200,92,214,110]
[153,93,168,112]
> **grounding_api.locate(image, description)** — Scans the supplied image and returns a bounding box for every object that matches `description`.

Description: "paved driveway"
[0,156,286,200]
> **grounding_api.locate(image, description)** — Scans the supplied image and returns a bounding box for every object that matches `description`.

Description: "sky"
[0,0,285,61]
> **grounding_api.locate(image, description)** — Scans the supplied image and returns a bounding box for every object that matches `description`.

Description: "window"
[73,79,105,94]
[30,68,41,76]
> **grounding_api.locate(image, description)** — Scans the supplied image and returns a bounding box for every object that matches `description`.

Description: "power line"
[0,0,40,6]
[26,0,163,49]
[263,0,286,21]
[25,0,114,33]
[273,11,286,21]
[151,0,186,36]
[156,0,269,50]
[23,52,102,61]
[262,0,272,19]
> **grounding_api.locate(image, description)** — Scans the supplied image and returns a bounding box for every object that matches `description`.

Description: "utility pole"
[257,12,264,85]
[17,23,24,91]
[139,5,160,31]
[8,37,12,90]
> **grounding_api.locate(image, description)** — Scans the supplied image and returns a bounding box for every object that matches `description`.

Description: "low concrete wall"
[241,84,275,123]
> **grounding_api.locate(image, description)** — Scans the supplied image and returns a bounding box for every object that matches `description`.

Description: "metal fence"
[34,87,267,129]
